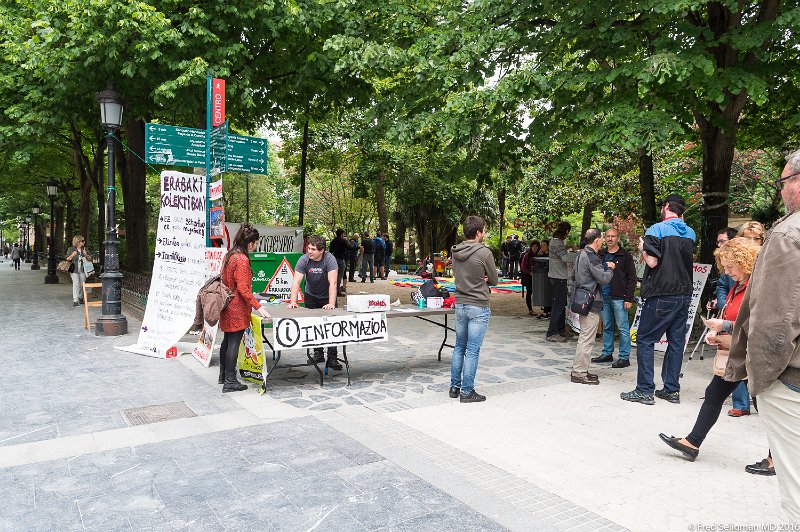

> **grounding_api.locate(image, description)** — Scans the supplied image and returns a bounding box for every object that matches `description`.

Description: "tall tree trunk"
[298,119,309,226]
[56,202,66,255]
[393,211,405,261]
[407,232,416,264]
[697,120,736,265]
[497,187,506,242]
[118,117,149,272]
[375,171,388,235]
[581,202,593,236]
[637,147,657,227]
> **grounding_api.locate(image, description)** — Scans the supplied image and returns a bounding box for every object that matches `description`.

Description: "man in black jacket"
[591,228,637,368]
[329,228,348,296]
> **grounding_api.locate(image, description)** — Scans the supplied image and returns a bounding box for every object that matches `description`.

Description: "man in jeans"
[591,228,637,368]
[726,151,800,520]
[546,221,572,342]
[621,194,695,405]
[449,216,498,403]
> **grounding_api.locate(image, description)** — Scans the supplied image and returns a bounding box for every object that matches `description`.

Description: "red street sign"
[212,78,225,127]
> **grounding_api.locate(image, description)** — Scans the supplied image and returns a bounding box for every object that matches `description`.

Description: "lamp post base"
[44,274,59,284]
[95,315,128,336]
[31,264,41,270]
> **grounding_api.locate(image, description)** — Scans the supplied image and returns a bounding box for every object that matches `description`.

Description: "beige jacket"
[725,210,800,396]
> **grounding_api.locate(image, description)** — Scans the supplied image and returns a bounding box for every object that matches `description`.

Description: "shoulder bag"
[570,253,596,316]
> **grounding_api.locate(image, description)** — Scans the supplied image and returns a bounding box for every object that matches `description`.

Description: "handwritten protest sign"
[189,248,226,367]
[117,171,207,359]
[273,313,388,350]
[630,263,710,352]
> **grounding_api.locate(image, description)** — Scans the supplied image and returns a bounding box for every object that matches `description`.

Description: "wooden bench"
[83,282,103,330]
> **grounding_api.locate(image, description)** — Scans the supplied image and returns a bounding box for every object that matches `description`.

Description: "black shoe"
[745,458,776,476]
[361,279,366,283]
[308,351,325,364]
[591,354,613,363]
[326,358,343,370]
[611,359,631,368]
[655,389,680,404]
[348,278,356,282]
[222,371,248,393]
[459,390,486,403]
[449,386,460,398]
[658,433,699,462]
[620,389,655,405]
[73,301,80,306]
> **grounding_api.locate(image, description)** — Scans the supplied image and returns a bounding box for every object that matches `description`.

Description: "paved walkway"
[0,261,783,531]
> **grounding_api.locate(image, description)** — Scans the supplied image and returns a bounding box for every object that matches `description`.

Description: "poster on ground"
[116,171,207,359]
[188,248,227,367]
[629,263,711,352]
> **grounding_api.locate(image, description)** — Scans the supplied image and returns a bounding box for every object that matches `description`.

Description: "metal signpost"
[144,76,269,246]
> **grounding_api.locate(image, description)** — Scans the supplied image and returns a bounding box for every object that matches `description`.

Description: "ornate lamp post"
[24,215,32,263]
[94,86,127,336]
[31,204,41,270]
[44,181,59,284]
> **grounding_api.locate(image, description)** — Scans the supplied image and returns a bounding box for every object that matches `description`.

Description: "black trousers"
[219,329,245,378]
[348,258,357,280]
[547,278,567,337]
[686,375,741,447]
[520,273,533,312]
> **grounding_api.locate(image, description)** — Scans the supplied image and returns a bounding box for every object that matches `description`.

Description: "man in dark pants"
[347,232,360,282]
[288,235,342,370]
[546,221,572,342]
[329,228,348,296]
[621,194,695,405]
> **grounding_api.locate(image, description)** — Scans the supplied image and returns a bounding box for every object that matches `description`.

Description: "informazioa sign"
[212,78,225,127]
[273,314,388,350]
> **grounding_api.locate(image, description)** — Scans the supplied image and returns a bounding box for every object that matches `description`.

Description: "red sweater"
[219,252,260,332]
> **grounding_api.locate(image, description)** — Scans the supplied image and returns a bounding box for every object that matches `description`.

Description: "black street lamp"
[31,204,41,270]
[44,181,59,284]
[24,215,32,263]
[94,86,128,336]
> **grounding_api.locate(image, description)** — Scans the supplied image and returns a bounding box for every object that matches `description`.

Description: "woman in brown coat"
[219,224,271,392]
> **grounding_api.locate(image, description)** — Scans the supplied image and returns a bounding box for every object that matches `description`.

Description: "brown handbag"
[713,349,729,377]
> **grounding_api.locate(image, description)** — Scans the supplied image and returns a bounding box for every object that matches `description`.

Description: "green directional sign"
[227,134,268,174]
[145,123,206,167]
[209,123,227,177]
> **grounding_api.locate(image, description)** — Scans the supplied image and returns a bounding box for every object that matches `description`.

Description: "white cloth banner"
[222,222,302,253]
[629,263,711,352]
[273,314,388,350]
[117,171,207,359]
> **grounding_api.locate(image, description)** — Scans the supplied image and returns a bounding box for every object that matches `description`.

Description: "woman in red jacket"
[658,237,760,460]
[219,224,271,392]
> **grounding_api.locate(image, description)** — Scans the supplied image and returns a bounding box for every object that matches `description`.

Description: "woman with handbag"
[218,224,271,393]
[66,235,92,306]
[658,237,760,461]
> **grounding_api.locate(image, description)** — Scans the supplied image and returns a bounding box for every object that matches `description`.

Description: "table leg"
[341,345,351,386]
[262,350,282,392]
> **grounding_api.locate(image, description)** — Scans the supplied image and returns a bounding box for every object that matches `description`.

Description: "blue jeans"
[635,295,691,395]
[602,299,631,360]
[450,304,491,395]
[732,381,751,410]
[359,253,374,281]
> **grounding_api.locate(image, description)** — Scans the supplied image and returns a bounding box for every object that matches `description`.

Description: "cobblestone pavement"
[0,263,783,530]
